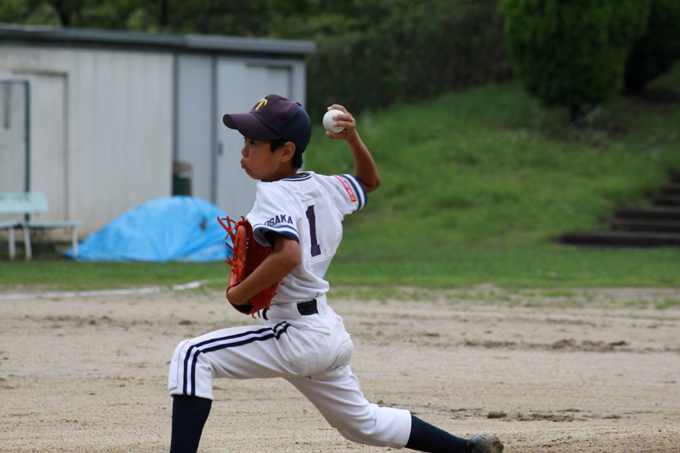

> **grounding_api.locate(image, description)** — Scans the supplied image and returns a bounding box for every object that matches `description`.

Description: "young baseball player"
[167,94,504,453]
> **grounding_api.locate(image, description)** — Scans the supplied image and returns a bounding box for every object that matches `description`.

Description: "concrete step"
[614,206,680,221]
[608,218,680,232]
[662,183,680,195]
[656,195,680,206]
[559,174,680,248]
[557,230,680,247]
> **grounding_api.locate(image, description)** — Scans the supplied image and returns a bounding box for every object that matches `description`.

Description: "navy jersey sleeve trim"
[342,174,367,210]
[253,225,299,248]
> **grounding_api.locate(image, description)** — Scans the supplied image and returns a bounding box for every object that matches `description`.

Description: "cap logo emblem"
[255,99,268,110]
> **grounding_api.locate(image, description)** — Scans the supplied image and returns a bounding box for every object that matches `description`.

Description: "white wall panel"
[214,58,295,219]
[175,54,213,202]
[215,58,252,219]
[0,46,174,235]
[0,39,308,239]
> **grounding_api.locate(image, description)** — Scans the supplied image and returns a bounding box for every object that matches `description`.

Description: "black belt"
[297,299,318,315]
[262,299,318,320]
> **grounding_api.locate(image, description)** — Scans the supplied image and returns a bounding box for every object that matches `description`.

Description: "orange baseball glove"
[218,216,280,315]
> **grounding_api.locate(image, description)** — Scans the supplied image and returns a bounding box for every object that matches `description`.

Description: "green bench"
[0,192,82,260]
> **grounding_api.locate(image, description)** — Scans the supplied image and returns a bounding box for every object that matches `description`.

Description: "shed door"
[0,80,28,193]
[215,61,292,218]
[27,73,68,222]
[0,74,67,221]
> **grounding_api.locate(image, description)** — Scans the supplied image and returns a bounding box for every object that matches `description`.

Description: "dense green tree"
[500,0,651,122]
[0,0,510,118]
[0,0,484,37]
[0,0,277,34]
[623,0,680,94]
[306,0,509,119]
[1,0,138,29]
[0,0,50,24]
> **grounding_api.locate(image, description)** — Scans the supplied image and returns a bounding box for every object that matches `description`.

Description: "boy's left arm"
[226,234,300,306]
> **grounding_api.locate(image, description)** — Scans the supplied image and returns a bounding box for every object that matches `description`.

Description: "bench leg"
[72,226,79,260]
[23,226,32,261]
[9,228,15,261]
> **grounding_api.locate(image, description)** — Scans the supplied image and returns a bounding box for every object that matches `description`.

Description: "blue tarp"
[64,196,233,262]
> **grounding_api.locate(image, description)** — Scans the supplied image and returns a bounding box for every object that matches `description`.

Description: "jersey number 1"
[306,205,322,257]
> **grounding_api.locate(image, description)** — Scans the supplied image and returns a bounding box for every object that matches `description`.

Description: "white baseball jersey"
[246,171,367,303]
[169,170,413,449]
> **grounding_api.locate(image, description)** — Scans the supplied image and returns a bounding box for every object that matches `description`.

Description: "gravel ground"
[1,286,679,452]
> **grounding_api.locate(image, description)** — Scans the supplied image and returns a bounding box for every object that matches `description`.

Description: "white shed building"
[0,24,315,236]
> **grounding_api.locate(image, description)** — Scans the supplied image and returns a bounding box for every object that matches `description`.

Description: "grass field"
[314,65,680,288]
[1,66,679,290]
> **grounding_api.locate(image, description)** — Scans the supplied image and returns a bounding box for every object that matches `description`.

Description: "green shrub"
[306,0,511,121]
[623,0,680,94]
[500,0,651,122]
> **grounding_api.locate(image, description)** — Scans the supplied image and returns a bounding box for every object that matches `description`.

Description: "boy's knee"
[168,339,215,400]
[168,339,189,395]
[334,406,411,448]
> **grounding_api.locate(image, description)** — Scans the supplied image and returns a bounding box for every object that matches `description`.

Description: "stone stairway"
[557,174,680,247]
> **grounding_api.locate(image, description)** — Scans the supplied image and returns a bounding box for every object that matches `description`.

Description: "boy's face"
[240,137,288,182]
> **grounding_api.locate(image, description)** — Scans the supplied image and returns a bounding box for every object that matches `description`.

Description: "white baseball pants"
[168,295,412,448]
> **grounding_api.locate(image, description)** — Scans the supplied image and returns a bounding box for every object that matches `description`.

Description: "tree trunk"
[623,76,647,95]
[569,105,582,124]
[569,103,596,125]
[160,0,169,28]
[51,0,70,27]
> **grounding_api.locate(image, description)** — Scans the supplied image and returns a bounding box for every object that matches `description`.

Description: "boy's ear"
[279,141,297,163]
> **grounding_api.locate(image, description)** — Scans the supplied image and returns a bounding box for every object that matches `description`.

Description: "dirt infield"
[1,286,679,453]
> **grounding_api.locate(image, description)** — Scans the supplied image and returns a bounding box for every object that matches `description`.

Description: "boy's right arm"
[325,105,381,193]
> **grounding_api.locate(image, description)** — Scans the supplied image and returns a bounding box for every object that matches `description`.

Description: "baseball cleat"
[465,435,504,453]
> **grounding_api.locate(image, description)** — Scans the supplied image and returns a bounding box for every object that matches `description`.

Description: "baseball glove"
[218,216,280,315]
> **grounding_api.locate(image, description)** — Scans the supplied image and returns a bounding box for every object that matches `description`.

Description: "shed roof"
[0,23,316,56]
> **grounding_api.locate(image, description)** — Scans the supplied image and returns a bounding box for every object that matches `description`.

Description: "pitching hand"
[325,105,357,140]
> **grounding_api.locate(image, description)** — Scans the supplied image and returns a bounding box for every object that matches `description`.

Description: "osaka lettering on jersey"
[263,214,294,228]
[246,171,366,303]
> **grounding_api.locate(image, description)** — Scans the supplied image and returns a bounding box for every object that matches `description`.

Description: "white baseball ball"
[323,109,345,133]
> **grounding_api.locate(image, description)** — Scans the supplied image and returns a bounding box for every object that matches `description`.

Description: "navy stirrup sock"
[405,415,468,453]
[169,395,212,453]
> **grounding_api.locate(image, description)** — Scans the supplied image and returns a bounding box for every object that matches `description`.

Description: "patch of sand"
[1,286,679,452]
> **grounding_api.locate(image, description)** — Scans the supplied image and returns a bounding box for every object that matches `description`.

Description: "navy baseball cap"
[223,94,312,152]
